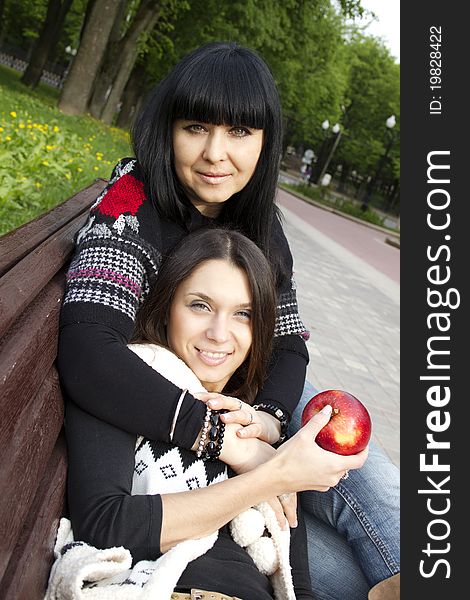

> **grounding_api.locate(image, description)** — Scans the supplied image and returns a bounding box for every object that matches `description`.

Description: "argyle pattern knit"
[62,158,309,341]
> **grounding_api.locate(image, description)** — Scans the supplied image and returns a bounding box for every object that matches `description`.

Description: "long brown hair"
[132,228,276,403]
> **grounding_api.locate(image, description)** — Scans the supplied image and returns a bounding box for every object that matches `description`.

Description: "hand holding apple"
[301,389,372,455]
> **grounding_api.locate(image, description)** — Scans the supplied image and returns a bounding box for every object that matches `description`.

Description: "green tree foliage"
[333,34,400,180]
[1,0,48,50]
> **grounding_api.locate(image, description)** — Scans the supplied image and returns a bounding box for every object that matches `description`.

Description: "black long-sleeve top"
[65,399,315,599]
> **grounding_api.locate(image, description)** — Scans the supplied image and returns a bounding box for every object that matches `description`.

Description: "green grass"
[0,65,132,236]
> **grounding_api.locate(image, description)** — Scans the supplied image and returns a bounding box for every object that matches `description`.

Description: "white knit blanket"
[45,344,295,600]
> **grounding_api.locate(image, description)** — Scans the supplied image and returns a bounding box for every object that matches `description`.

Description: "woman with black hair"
[58,42,399,599]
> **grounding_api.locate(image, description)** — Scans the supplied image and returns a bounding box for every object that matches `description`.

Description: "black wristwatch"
[252,402,289,446]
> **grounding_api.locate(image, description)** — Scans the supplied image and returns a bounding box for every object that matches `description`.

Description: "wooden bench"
[0,179,107,599]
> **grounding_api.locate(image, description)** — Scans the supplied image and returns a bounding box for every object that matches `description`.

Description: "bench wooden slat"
[0,437,67,600]
[0,212,87,340]
[0,181,108,598]
[0,366,64,582]
[0,179,106,277]
[0,274,63,418]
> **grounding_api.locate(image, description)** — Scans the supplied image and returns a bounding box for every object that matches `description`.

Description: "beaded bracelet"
[200,410,227,461]
[252,402,289,446]
[196,406,212,459]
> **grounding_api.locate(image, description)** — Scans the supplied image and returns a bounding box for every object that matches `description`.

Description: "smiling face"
[172,120,264,218]
[166,259,253,392]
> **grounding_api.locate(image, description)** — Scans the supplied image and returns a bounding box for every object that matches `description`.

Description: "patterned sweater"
[58,158,309,449]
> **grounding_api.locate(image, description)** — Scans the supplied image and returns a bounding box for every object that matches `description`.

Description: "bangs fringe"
[171,53,269,129]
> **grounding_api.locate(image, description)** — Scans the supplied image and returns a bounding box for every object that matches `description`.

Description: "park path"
[276,187,400,467]
[277,187,400,283]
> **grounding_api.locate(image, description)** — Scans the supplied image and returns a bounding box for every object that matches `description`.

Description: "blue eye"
[236,310,251,320]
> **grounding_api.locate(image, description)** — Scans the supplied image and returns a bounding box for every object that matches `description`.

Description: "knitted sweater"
[58,158,309,450]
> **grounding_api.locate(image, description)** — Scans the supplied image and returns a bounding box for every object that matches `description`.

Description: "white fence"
[0,51,65,88]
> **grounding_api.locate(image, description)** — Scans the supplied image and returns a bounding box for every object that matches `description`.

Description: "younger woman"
[63,228,366,599]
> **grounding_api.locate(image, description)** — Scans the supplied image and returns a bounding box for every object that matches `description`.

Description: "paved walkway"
[276,189,400,468]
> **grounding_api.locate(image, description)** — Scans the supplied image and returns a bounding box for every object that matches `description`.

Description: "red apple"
[301,389,372,455]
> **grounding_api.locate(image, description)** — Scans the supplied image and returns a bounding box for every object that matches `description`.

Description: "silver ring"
[278,493,293,502]
[341,470,350,480]
[237,399,243,411]
[248,412,253,425]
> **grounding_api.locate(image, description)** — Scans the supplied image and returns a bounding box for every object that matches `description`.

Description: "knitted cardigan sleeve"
[58,159,206,446]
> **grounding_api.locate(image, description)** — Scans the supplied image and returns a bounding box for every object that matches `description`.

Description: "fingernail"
[236,428,245,437]
[320,405,333,416]
[208,401,219,409]
[292,520,298,528]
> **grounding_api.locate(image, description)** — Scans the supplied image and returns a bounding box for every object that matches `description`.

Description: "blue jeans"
[289,382,400,600]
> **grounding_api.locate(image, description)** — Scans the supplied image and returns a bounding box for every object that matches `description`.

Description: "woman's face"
[167,259,253,392]
[172,120,264,218]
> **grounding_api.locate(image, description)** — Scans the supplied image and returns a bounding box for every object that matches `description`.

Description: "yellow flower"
[42,160,50,167]
[65,173,72,180]
[0,127,3,132]
[77,167,83,172]
[46,145,55,151]
[5,136,11,141]
[19,123,25,129]
[93,166,99,171]
[53,125,60,133]
[35,182,42,188]
[10,111,17,118]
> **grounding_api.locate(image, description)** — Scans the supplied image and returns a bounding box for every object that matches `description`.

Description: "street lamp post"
[316,123,342,186]
[361,115,397,211]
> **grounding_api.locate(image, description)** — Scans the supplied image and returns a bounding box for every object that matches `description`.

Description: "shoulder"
[75,158,163,247]
[270,213,294,292]
[91,158,149,220]
[272,214,293,265]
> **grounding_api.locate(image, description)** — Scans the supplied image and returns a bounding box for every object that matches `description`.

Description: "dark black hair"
[132,228,277,403]
[132,42,283,260]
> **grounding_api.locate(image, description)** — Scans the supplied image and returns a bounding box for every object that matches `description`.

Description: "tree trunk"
[21,0,74,89]
[0,0,7,41]
[58,0,123,116]
[79,0,98,43]
[115,63,149,130]
[87,0,126,118]
[90,0,163,124]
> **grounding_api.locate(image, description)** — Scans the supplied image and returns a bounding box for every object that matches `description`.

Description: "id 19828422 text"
[429,26,443,115]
